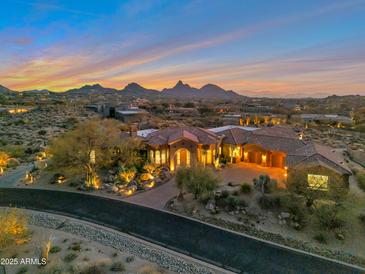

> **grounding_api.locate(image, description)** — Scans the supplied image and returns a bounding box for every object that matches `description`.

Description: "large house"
[137,125,351,190]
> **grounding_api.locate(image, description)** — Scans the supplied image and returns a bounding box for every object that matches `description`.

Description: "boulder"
[205,199,216,212]
[336,233,345,240]
[279,212,291,219]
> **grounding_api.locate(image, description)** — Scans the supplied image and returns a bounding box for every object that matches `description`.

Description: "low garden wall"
[0,188,362,274]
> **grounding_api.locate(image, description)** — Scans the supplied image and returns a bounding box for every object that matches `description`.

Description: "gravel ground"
[25,210,223,274]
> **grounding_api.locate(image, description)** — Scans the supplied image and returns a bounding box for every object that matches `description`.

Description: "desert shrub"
[0,208,29,248]
[221,190,230,199]
[240,183,252,194]
[50,246,61,253]
[176,166,219,199]
[280,195,306,227]
[199,193,213,204]
[313,233,327,244]
[257,195,280,209]
[357,173,365,192]
[225,196,240,211]
[80,265,105,274]
[359,213,365,226]
[64,252,78,262]
[125,256,134,263]
[70,242,81,251]
[16,266,28,274]
[253,175,277,194]
[315,205,344,230]
[110,261,125,272]
[3,145,25,159]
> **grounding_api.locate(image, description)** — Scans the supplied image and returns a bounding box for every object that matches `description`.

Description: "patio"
[218,162,287,188]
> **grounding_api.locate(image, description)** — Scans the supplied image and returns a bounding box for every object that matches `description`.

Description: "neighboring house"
[293,114,353,126]
[138,125,351,189]
[115,107,149,123]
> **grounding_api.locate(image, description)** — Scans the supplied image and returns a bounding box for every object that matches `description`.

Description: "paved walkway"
[125,178,179,209]
[0,164,32,188]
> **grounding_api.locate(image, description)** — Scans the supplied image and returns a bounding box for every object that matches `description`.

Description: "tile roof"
[144,127,220,146]
[214,125,351,175]
[142,125,351,175]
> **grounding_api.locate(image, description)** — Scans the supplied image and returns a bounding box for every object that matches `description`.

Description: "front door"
[176,148,190,168]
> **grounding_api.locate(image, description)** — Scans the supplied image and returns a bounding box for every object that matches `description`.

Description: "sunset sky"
[1,0,365,97]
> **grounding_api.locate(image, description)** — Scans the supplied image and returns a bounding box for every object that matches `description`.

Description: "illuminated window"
[187,150,191,166]
[308,174,329,190]
[161,149,166,164]
[177,151,181,165]
[232,146,240,157]
[155,150,161,165]
[149,150,154,163]
[207,149,212,164]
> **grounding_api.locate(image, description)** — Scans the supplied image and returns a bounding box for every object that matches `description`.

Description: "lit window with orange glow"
[308,174,329,190]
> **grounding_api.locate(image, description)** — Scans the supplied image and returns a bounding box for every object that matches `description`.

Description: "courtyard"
[218,162,287,188]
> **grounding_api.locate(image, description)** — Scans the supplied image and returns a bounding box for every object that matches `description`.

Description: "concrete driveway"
[218,162,286,187]
[125,178,179,210]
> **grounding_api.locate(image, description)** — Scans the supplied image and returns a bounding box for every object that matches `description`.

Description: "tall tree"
[48,119,123,188]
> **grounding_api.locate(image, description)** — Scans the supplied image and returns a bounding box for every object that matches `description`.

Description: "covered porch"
[223,143,286,169]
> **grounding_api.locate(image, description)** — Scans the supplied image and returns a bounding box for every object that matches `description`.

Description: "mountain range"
[0,81,243,100]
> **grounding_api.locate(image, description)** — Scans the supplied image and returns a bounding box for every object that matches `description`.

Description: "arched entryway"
[174,148,191,169]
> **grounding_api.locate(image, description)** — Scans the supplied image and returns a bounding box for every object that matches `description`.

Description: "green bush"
[16,266,28,274]
[221,190,229,198]
[50,246,61,253]
[253,175,277,194]
[125,256,134,263]
[70,242,81,251]
[315,205,344,230]
[313,233,327,244]
[280,195,306,228]
[64,252,78,262]
[199,193,213,205]
[225,196,239,211]
[359,213,365,226]
[240,183,252,194]
[3,145,25,159]
[357,173,365,192]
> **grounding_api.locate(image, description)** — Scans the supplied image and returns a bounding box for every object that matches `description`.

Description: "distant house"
[115,107,149,123]
[293,114,353,126]
[138,125,351,189]
[99,103,149,123]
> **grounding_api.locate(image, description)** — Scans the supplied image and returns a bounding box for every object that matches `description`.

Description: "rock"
[205,199,216,214]
[112,186,119,192]
[336,233,345,240]
[280,212,291,219]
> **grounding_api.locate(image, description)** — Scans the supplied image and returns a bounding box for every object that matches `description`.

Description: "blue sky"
[1,0,365,97]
